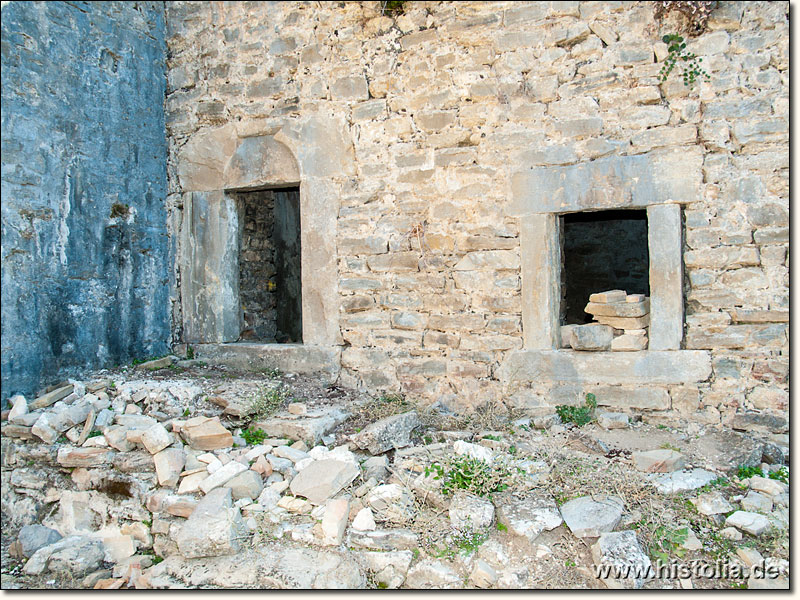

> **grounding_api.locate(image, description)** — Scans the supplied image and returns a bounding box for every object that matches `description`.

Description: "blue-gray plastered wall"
[1,1,170,403]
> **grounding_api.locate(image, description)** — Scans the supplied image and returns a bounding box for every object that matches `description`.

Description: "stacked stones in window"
[564,290,650,352]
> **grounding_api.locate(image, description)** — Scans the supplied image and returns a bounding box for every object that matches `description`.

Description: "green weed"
[242,428,268,446]
[555,393,597,427]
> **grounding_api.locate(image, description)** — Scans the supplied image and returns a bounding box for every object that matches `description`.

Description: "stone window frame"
[498,149,712,386]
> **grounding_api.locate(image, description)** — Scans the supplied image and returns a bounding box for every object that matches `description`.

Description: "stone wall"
[1,1,170,403]
[164,1,788,431]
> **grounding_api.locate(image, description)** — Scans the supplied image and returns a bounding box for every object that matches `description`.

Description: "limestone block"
[691,491,734,515]
[570,324,614,351]
[585,299,649,317]
[725,511,770,536]
[176,124,238,192]
[290,459,360,505]
[30,385,74,411]
[319,497,350,546]
[633,449,685,473]
[449,491,494,532]
[593,315,650,330]
[175,488,247,558]
[141,424,172,455]
[182,416,233,451]
[560,496,624,538]
[591,530,652,589]
[57,447,115,468]
[496,492,562,542]
[154,448,186,488]
[611,334,648,352]
[199,461,247,494]
[351,411,420,455]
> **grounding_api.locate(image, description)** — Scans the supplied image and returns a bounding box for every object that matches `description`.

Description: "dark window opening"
[235,187,302,343]
[561,209,649,325]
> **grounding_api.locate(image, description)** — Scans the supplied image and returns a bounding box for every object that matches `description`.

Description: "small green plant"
[87,430,102,438]
[658,33,710,87]
[736,464,764,480]
[423,435,433,445]
[262,367,282,379]
[508,445,517,455]
[496,522,508,532]
[660,442,682,452]
[555,393,597,427]
[182,407,191,417]
[482,434,502,442]
[242,427,268,446]
[381,0,406,16]
[186,345,195,360]
[656,424,669,430]
[651,525,689,563]
[250,384,292,420]
[425,455,514,498]
[769,467,789,484]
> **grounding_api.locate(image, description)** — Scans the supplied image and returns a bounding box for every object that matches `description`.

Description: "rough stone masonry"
[1,2,789,439]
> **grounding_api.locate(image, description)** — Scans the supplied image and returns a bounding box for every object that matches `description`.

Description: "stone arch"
[178,116,352,348]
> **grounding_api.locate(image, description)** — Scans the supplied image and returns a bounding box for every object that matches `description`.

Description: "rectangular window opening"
[561,209,650,326]
[235,187,302,343]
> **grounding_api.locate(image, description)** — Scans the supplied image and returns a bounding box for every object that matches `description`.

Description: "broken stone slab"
[102,534,137,563]
[496,492,563,543]
[347,528,419,551]
[596,412,629,429]
[449,491,494,532]
[1,423,35,440]
[585,299,650,318]
[453,439,494,464]
[18,525,62,558]
[31,413,60,444]
[289,459,360,505]
[163,495,198,518]
[591,530,652,589]
[154,448,186,488]
[136,356,175,371]
[8,395,28,421]
[747,475,787,497]
[352,507,377,532]
[24,535,104,576]
[681,528,703,551]
[272,445,310,463]
[57,446,116,468]
[199,460,248,494]
[366,484,416,524]
[741,491,773,513]
[650,469,717,494]
[29,385,74,411]
[175,488,247,558]
[363,455,389,481]
[691,491,734,515]
[632,449,685,473]
[319,497,350,546]
[223,469,264,500]
[141,423,173,455]
[105,425,135,452]
[351,411,421,455]
[589,290,627,303]
[10,411,39,426]
[76,410,98,446]
[594,314,650,329]
[470,559,498,589]
[357,550,413,589]
[252,407,350,445]
[725,511,770,536]
[560,495,624,538]
[611,334,649,352]
[181,416,233,451]
[720,527,742,540]
[570,324,614,351]
[405,560,462,589]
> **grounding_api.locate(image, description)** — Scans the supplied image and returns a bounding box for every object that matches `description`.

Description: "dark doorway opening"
[235,187,302,343]
[561,209,649,324]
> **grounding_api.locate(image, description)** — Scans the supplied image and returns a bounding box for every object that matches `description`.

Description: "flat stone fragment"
[199,460,248,494]
[585,299,649,318]
[366,484,416,524]
[596,412,629,429]
[720,527,742,540]
[347,528,419,551]
[141,423,172,454]
[570,324,614,351]
[223,469,264,500]
[611,334,648,351]
[181,416,233,451]
[651,469,717,494]
[357,550,413,589]
[319,497,350,546]
[453,440,494,464]
[626,294,645,303]
[253,407,350,445]
[154,447,186,487]
[470,559,498,588]
[178,471,208,494]
[594,315,650,329]
[102,534,136,563]
[589,290,627,303]
[175,488,247,558]
[632,449,685,473]
[18,525,62,558]
[405,560,462,589]
[57,446,115,468]
[748,475,787,496]
[691,491,734,515]
[741,491,773,513]
[352,507,377,532]
[272,445,310,463]
[136,356,174,370]
[8,394,28,420]
[290,459,360,505]
[448,491,494,532]
[725,511,770,536]
[496,492,563,542]
[591,530,652,589]
[560,495,624,538]
[351,411,421,455]
[30,385,74,411]
[24,535,104,576]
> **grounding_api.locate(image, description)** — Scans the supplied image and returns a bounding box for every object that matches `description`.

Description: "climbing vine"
[658,33,710,87]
